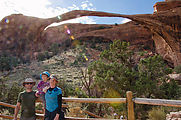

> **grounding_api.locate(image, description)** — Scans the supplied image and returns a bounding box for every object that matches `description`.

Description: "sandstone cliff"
[0,1,181,66]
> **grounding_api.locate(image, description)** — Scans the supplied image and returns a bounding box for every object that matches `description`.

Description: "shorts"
[44,109,64,120]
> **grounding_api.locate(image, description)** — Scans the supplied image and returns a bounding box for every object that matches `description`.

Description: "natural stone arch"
[165,0,181,1]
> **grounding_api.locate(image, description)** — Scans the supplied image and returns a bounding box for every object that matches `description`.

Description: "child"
[37,71,50,107]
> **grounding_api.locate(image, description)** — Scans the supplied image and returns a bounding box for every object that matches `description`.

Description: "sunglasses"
[25,83,33,85]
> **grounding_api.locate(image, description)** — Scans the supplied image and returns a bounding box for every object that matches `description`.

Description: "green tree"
[0,54,20,71]
[88,40,137,117]
[88,40,137,97]
[88,40,178,98]
[136,55,173,98]
[0,77,24,114]
[88,40,180,119]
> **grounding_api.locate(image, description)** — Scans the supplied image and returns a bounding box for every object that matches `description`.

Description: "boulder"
[168,74,181,80]
[166,111,181,120]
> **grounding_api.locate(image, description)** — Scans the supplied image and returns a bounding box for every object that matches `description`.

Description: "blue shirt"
[45,87,62,112]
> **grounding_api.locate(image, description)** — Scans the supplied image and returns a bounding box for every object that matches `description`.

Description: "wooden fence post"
[126,91,135,120]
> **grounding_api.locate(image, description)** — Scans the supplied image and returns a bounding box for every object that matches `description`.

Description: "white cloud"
[81,3,88,10]
[0,0,52,19]
[81,0,96,11]
[89,3,93,7]
[68,4,80,10]
[0,0,96,24]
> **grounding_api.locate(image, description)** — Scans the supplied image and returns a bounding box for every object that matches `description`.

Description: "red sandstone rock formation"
[154,1,181,12]
[0,11,153,61]
[0,1,181,66]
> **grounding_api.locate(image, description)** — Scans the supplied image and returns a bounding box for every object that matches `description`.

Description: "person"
[44,75,63,120]
[13,78,38,120]
[37,71,50,106]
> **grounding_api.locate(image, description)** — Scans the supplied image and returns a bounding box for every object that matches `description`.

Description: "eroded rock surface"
[0,1,181,66]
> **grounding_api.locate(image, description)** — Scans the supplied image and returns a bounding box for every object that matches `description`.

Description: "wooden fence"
[1,91,181,120]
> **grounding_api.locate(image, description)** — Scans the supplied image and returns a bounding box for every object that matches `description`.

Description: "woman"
[44,75,63,120]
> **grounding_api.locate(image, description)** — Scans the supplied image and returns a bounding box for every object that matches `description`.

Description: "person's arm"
[54,94,62,120]
[35,90,40,98]
[37,81,43,94]
[54,114,60,120]
[57,94,62,114]
[13,102,21,120]
[35,91,40,97]
[14,92,22,120]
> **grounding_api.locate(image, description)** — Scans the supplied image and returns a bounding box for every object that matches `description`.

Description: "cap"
[40,71,50,80]
[50,74,58,81]
[42,71,50,77]
[23,78,35,86]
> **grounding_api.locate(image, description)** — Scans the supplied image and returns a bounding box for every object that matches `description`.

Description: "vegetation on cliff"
[87,40,181,119]
[0,39,181,119]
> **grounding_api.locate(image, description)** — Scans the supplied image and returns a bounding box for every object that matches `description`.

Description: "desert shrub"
[98,26,106,29]
[70,60,79,67]
[0,77,23,114]
[5,82,24,105]
[49,43,60,55]
[57,78,87,98]
[173,64,181,73]
[148,107,166,120]
[66,102,87,118]
[37,51,52,61]
[0,54,20,71]
[95,45,103,51]
[90,42,96,49]
[70,46,89,67]
[0,82,23,104]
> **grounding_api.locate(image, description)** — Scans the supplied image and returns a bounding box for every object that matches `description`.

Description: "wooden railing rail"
[62,97,126,104]
[134,98,181,107]
[0,101,68,109]
[82,110,102,118]
[1,91,181,120]
[0,102,16,108]
[0,114,17,120]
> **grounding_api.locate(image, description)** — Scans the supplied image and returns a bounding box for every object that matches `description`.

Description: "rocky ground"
[1,48,90,89]
[166,111,181,120]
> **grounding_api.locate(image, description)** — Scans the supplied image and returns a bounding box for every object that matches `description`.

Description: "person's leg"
[41,93,46,105]
[28,116,36,120]
[59,111,64,120]
[44,109,50,120]
[51,110,57,120]
[44,117,49,120]
[44,109,60,120]
[40,94,46,113]
[20,116,36,120]
[45,112,56,120]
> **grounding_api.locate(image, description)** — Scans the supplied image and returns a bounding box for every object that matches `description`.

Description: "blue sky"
[87,0,164,24]
[0,0,164,24]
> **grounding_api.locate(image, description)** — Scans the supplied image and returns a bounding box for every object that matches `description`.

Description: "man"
[13,78,38,120]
